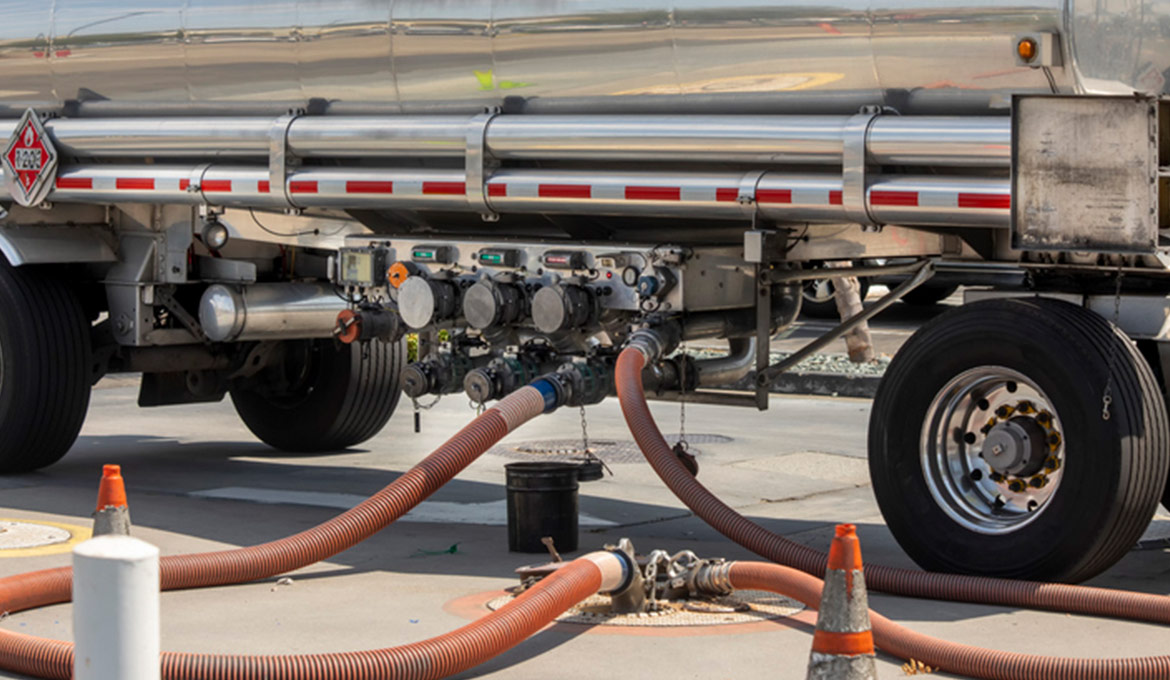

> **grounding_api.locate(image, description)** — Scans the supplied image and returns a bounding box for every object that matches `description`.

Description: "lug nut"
[963,432,977,444]
[1008,479,1026,493]
[970,469,984,481]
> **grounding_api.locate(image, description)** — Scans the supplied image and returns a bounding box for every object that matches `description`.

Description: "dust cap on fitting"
[96,464,128,511]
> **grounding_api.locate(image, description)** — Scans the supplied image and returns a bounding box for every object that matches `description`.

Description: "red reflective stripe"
[258,180,270,194]
[829,190,843,205]
[811,630,875,656]
[200,179,232,193]
[757,189,792,204]
[179,179,190,191]
[487,183,507,197]
[56,177,93,190]
[539,184,591,199]
[289,181,318,194]
[625,186,680,201]
[346,181,394,194]
[870,190,918,207]
[115,178,154,190]
[716,188,738,202]
[958,193,1010,210]
[422,181,464,195]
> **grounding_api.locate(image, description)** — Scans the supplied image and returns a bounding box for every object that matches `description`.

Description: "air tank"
[0,1,1166,117]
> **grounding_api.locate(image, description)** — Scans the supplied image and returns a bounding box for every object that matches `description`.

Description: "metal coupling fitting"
[626,322,680,364]
[688,559,734,597]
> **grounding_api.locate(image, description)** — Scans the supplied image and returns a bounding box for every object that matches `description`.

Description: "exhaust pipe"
[199,283,347,342]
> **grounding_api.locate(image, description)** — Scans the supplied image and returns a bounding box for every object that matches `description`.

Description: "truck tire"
[231,337,406,452]
[869,297,1169,583]
[0,258,92,473]
[900,283,959,306]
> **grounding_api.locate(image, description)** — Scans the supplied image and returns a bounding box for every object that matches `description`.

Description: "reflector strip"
[179,179,190,191]
[201,179,232,193]
[716,188,739,202]
[289,181,318,194]
[958,193,1010,209]
[625,186,681,201]
[757,189,793,204]
[539,184,592,199]
[422,181,464,196]
[258,180,271,194]
[829,190,843,205]
[870,190,918,207]
[487,183,507,197]
[56,177,93,190]
[115,178,154,190]
[346,181,394,194]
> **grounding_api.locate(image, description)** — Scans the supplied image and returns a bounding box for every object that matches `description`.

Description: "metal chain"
[677,341,688,452]
[1101,269,1124,421]
[579,404,590,454]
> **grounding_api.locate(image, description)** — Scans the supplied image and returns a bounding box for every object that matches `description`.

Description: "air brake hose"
[0,381,588,680]
[615,347,1170,677]
[728,561,1170,680]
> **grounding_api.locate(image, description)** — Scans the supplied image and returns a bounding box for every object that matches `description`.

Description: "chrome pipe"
[19,164,1011,230]
[199,283,347,343]
[0,114,1010,167]
[696,338,757,388]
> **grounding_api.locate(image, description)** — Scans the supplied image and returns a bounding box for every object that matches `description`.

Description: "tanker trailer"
[0,0,1168,583]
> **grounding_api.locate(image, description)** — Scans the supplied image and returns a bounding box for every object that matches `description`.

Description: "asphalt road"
[0,294,1168,680]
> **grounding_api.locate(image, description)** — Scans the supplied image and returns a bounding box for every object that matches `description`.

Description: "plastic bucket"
[505,462,579,553]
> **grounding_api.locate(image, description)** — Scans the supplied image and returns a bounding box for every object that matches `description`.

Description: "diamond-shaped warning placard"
[2,109,57,207]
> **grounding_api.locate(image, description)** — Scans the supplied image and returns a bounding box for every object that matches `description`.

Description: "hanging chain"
[411,395,442,433]
[579,404,590,454]
[677,341,689,452]
[1101,268,1124,421]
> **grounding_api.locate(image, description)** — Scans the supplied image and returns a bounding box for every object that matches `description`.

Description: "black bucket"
[505,462,579,553]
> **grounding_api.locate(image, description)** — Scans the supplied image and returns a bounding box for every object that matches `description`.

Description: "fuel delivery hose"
[728,561,1170,680]
[615,347,1170,677]
[0,382,619,680]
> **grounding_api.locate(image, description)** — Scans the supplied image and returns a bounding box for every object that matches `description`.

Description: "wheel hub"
[983,416,1048,477]
[920,367,1066,535]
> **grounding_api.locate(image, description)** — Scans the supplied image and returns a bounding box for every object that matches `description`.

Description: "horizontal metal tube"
[10,164,1010,230]
[199,283,346,343]
[0,114,1010,167]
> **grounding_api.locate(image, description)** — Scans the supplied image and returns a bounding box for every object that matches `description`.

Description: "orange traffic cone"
[93,464,131,536]
[806,524,877,680]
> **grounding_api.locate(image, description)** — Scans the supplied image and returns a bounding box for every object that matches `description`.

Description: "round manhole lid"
[487,433,732,464]
[486,589,802,628]
[0,520,72,550]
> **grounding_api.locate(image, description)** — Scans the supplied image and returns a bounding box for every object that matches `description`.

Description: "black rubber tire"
[0,257,92,473]
[801,277,870,319]
[231,337,406,452]
[900,283,960,306]
[869,297,1169,583]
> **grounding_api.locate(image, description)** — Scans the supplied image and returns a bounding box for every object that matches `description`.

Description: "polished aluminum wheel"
[920,366,1065,535]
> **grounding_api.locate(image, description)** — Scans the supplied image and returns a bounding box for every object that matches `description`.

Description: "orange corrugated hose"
[0,384,611,680]
[616,347,1170,679]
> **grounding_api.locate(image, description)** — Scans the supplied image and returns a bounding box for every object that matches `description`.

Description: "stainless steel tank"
[0,1,1166,117]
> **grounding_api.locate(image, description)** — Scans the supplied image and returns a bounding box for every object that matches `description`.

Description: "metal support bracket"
[736,170,768,224]
[842,110,879,227]
[751,233,778,411]
[467,108,501,222]
[269,113,300,210]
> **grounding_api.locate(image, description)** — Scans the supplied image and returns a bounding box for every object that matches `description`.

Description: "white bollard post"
[72,535,160,680]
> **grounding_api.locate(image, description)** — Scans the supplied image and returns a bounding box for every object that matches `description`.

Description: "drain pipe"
[695,338,756,388]
[0,377,591,680]
[614,341,1170,678]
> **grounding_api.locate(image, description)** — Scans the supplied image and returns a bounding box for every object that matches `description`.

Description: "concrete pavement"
[1,373,1168,680]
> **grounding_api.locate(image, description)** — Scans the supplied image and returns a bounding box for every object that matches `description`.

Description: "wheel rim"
[803,279,834,304]
[920,366,1066,535]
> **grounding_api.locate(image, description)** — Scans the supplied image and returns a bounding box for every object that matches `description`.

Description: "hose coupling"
[625,320,681,364]
[333,306,406,345]
[687,559,735,597]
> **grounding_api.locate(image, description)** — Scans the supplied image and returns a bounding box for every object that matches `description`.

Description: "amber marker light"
[1017,37,1038,63]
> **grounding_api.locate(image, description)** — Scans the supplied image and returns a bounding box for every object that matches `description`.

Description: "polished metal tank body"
[0,1,1166,116]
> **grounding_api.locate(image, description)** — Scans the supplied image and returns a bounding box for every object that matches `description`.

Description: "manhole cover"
[0,521,72,550]
[486,589,802,627]
[487,434,732,464]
